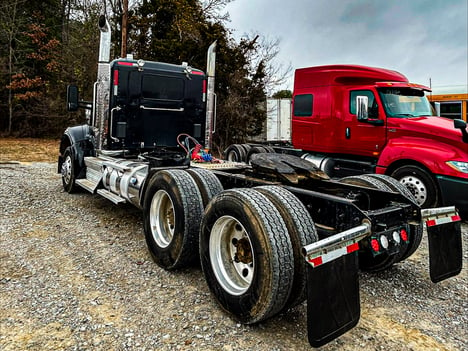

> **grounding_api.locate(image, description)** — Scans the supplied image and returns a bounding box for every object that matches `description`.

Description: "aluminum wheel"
[200,188,294,323]
[399,175,427,206]
[143,170,204,270]
[150,189,175,248]
[209,215,254,296]
[61,155,73,185]
[61,146,78,193]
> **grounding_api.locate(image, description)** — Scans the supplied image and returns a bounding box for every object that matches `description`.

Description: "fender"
[376,137,468,178]
[58,124,95,177]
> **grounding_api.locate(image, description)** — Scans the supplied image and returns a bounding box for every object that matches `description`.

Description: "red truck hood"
[387,116,467,146]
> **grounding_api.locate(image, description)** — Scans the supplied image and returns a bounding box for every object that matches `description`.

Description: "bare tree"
[243,33,292,96]
[0,0,22,135]
[201,0,233,22]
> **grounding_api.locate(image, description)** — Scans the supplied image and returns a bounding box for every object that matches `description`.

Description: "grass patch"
[0,138,59,162]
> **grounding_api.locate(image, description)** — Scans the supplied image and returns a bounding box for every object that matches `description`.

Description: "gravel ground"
[0,162,467,351]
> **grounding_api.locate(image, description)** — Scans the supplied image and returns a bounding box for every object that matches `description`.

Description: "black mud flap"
[423,206,463,283]
[427,219,462,283]
[306,253,360,347]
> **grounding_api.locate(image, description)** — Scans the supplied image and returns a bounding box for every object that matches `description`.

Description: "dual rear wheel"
[200,187,316,323]
[143,170,423,323]
[143,171,316,323]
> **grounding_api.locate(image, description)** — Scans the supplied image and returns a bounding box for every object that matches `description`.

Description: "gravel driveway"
[1,162,467,351]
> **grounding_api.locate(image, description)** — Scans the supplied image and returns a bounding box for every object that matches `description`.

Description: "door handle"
[140,106,184,112]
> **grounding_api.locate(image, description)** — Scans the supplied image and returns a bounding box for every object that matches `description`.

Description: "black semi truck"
[58,16,463,347]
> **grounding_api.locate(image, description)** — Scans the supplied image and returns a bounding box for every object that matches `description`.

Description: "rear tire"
[186,168,223,207]
[339,175,393,192]
[364,174,423,262]
[200,188,294,324]
[246,146,269,164]
[143,170,204,270]
[255,186,317,310]
[224,144,246,162]
[339,175,399,272]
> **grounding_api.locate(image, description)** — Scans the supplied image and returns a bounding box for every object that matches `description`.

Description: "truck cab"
[291,65,468,217]
[103,59,206,152]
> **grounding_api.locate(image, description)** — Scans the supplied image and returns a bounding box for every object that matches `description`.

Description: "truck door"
[342,89,387,157]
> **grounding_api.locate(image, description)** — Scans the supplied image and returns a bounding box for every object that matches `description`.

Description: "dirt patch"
[0,138,59,163]
[0,142,466,350]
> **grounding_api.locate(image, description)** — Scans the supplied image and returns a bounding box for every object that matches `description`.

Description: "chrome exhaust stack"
[98,15,111,63]
[93,15,112,149]
[205,41,216,150]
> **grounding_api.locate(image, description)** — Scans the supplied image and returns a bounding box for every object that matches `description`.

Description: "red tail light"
[370,239,380,252]
[400,228,408,242]
[113,70,119,86]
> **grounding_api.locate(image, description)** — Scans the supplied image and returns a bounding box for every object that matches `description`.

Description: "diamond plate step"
[97,189,126,204]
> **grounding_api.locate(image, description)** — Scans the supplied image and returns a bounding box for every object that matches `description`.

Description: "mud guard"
[423,207,463,283]
[306,253,360,347]
[58,124,95,174]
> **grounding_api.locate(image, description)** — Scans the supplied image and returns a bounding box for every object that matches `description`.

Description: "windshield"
[378,88,433,117]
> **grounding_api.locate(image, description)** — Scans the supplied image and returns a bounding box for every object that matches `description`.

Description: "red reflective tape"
[117,61,134,66]
[451,215,461,222]
[113,70,119,86]
[347,242,359,253]
[191,70,204,75]
[309,256,323,267]
[426,219,436,227]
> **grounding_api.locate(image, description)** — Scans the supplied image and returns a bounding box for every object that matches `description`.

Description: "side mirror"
[454,118,466,130]
[356,96,368,121]
[67,85,79,112]
[454,119,468,143]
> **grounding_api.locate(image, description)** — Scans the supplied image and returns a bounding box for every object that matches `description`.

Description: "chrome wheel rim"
[61,155,72,185]
[209,215,254,296]
[150,190,175,248]
[399,176,427,206]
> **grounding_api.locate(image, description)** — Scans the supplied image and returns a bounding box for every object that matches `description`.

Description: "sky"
[225,0,468,94]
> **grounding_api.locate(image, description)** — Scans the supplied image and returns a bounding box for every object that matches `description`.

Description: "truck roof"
[110,58,205,76]
[294,64,408,89]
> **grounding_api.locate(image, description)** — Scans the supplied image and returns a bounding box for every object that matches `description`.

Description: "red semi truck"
[225,65,468,218]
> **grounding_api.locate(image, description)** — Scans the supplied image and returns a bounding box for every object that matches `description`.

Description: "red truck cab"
[291,65,468,218]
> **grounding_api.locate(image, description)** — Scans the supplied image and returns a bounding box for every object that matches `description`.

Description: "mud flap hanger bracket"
[302,221,371,348]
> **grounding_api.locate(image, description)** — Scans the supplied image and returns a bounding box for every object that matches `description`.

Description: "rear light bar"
[302,222,371,268]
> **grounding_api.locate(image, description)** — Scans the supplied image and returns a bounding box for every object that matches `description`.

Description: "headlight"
[446,161,468,173]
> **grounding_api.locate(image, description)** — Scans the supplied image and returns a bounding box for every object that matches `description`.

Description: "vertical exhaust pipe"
[205,41,216,150]
[94,15,112,149]
[98,15,111,63]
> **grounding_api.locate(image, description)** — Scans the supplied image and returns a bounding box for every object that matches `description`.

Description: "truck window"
[142,74,184,101]
[350,90,378,118]
[440,101,462,119]
[378,88,432,117]
[293,94,313,117]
